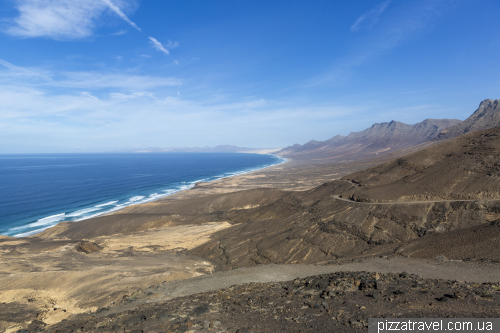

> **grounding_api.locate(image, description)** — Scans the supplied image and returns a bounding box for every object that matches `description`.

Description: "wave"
[9,155,287,237]
[15,226,52,237]
[95,201,118,207]
[29,213,67,227]
[66,207,102,217]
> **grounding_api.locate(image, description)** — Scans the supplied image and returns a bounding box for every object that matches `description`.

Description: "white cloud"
[149,37,170,55]
[0,59,364,152]
[0,59,52,81]
[55,72,181,90]
[82,91,99,100]
[5,0,106,39]
[0,59,181,90]
[4,0,139,39]
[102,0,141,31]
[351,0,391,32]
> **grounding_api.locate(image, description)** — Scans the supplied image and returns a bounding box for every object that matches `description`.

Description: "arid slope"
[279,118,460,162]
[190,126,500,269]
[434,99,500,141]
[342,125,500,202]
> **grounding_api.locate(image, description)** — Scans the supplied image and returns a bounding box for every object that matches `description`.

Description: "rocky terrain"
[278,118,460,163]
[434,99,500,141]
[3,100,500,332]
[342,125,500,202]
[29,269,500,332]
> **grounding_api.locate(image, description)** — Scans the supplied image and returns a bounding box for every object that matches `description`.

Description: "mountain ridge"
[278,117,461,162]
[433,99,500,141]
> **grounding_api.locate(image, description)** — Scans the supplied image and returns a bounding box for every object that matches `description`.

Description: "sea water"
[0,153,285,237]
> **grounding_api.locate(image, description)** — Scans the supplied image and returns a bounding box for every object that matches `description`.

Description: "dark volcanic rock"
[44,271,500,333]
[75,241,102,254]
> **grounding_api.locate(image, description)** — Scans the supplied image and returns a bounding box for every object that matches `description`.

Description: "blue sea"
[0,153,285,237]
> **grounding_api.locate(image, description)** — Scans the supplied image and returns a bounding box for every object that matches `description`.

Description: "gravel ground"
[30,268,500,333]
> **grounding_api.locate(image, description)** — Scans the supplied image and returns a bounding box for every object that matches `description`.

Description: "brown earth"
[4,118,500,332]
[39,268,500,333]
[342,125,500,202]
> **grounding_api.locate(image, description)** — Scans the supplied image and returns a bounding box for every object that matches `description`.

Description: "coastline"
[4,153,288,238]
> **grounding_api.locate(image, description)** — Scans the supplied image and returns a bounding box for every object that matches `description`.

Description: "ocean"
[0,153,284,237]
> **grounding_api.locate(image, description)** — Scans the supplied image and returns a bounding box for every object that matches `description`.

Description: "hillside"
[190,126,500,269]
[434,99,500,141]
[279,118,461,162]
[342,125,500,202]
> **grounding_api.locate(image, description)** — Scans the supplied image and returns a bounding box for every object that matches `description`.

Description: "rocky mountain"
[278,118,461,162]
[433,99,500,141]
[188,125,500,268]
[342,125,500,202]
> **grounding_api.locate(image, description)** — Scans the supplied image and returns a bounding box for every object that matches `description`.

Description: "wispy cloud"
[0,59,364,152]
[309,0,456,87]
[149,37,170,55]
[0,58,181,90]
[5,0,106,39]
[102,0,141,31]
[4,0,141,39]
[81,91,99,100]
[351,0,391,32]
[4,1,178,57]
[0,59,51,81]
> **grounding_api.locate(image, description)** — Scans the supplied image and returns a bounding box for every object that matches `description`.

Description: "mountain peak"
[434,99,500,141]
[278,116,461,161]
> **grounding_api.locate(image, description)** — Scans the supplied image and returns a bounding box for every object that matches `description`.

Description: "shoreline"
[6,154,289,238]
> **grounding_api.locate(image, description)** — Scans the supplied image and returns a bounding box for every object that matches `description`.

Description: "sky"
[0,0,499,153]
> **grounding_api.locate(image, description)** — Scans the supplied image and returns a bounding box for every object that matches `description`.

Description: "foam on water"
[5,155,287,237]
[95,201,118,207]
[29,213,67,227]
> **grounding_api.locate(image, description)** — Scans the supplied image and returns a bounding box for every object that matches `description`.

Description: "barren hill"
[342,125,500,202]
[434,99,500,141]
[190,126,500,269]
[279,118,460,163]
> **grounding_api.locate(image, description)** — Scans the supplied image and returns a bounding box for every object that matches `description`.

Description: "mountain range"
[278,99,500,162]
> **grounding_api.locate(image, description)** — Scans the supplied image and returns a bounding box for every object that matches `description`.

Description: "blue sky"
[0,0,499,153]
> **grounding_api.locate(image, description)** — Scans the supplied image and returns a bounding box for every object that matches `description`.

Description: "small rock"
[436,254,447,261]
[191,305,210,316]
[236,328,251,333]
[372,292,381,300]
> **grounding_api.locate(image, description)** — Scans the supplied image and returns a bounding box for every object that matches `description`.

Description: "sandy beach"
[0,155,391,331]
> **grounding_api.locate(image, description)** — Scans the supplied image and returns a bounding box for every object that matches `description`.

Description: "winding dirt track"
[108,257,500,315]
[331,194,500,205]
